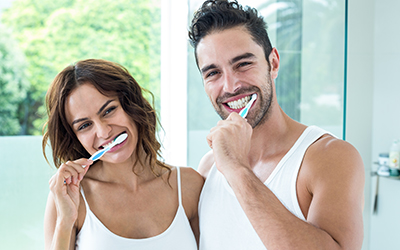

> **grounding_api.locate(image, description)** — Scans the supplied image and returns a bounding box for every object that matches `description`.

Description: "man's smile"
[224,94,252,110]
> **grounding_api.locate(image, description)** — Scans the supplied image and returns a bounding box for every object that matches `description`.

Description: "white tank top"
[76,166,198,250]
[198,126,330,250]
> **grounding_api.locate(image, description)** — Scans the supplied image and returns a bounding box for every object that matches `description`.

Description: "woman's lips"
[98,132,127,150]
[106,134,128,153]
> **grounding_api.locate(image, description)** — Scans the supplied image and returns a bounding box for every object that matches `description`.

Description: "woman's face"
[65,83,138,164]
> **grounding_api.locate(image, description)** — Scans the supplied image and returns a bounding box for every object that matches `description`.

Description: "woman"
[43,59,203,250]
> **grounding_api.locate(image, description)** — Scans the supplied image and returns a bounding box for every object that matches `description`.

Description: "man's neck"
[247,108,306,178]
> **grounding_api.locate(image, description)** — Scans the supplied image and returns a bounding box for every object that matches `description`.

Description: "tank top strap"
[176,166,182,205]
[80,187,90,209]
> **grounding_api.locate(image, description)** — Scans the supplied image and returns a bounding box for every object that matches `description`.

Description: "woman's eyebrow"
[96,99,115,115]
[71,99,115,126]
[71,117,88,126]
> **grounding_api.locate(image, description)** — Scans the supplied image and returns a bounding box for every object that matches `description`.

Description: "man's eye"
[238,62,251,67]
[206,71,219,78]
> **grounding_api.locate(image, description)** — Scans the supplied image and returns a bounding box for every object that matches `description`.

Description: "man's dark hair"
[188,0,273,66]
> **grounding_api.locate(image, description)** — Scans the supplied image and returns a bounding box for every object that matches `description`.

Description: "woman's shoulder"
[177,166,204,190]
[161,165,204,195]
[175,166,204,220]
[176,166,204,200]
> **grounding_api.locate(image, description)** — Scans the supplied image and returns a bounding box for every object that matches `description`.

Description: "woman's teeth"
[102,141,114,149]
[227,95,251,109]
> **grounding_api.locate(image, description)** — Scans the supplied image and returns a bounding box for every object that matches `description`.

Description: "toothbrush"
[85,133,128,165]
[239,93,257,118]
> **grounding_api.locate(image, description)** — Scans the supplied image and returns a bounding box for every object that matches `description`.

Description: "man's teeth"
[227,95,251,110]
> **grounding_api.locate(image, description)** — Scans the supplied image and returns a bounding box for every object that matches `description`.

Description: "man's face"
[196,26,275,128]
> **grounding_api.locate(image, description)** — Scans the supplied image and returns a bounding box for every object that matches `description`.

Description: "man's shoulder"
[303,133,364,184]
[197,150,214,179]
[311,133,360,159]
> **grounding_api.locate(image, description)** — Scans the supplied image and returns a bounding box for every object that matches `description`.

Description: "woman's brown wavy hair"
[42,59,170,177]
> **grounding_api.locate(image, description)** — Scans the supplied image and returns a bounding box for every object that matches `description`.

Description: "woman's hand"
[48,158,93,226]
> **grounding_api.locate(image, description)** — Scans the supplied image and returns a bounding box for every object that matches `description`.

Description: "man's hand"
[206,112,253,177]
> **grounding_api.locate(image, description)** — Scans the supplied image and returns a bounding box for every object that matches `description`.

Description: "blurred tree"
[0,22,29,135]
[1,0,161,135]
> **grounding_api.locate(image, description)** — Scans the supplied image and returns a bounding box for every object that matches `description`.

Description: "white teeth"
[227,95,251,109]
[102,141,114,149]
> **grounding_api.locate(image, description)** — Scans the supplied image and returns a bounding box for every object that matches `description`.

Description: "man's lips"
[222,94,253,110]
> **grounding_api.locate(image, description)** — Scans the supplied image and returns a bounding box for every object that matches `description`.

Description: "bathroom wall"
[347,0,400,249]
[369,0,400,249]
[346,0,374,249]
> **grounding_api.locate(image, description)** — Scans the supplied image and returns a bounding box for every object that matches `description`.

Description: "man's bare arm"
[224,137,364,250]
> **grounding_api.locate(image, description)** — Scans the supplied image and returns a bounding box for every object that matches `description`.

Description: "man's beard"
[212,76,273,129]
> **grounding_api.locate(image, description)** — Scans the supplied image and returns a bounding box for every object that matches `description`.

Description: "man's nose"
[222,72,241,93]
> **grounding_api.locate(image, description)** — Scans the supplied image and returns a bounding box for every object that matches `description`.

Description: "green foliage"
[1,0,161,135]
[0,23,29,135]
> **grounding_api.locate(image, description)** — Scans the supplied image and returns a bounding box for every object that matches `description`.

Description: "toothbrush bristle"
[114,133,128,144]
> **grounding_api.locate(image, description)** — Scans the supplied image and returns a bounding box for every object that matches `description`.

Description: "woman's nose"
[95,121,112,139]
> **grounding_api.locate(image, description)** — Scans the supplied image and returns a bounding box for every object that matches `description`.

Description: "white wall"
[372,0,400,155]
[369,0,400,249]
[348,0,400,249]
[346,0,375,249]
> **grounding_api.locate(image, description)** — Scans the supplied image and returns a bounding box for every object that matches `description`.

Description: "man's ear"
[268,48,280,79]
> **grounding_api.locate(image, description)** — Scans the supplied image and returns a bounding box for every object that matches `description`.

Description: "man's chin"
[216,109,233,120]
[215,105,248,120]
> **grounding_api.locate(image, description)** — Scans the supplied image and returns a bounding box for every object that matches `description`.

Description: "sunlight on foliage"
[1,0,161,135]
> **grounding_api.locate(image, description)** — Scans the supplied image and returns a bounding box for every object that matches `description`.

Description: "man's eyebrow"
[201,64,217,75]
[200,53,256,75]
[229,52,256,65]
[71,99,115,126]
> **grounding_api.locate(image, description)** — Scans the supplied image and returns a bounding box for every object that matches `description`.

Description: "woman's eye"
[78,122,91,131]
[104,106,116,116]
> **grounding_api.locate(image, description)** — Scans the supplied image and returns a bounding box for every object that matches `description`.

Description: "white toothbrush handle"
[83,133,127,167]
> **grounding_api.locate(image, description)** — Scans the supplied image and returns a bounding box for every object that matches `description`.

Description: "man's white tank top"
[76,166,198,250]
[198,126,329,250]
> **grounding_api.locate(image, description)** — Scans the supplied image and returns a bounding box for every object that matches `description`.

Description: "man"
[188,1,365,249]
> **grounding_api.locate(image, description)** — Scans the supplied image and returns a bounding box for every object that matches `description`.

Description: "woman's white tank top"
[198,126,330,250]
[76,166,197,250]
